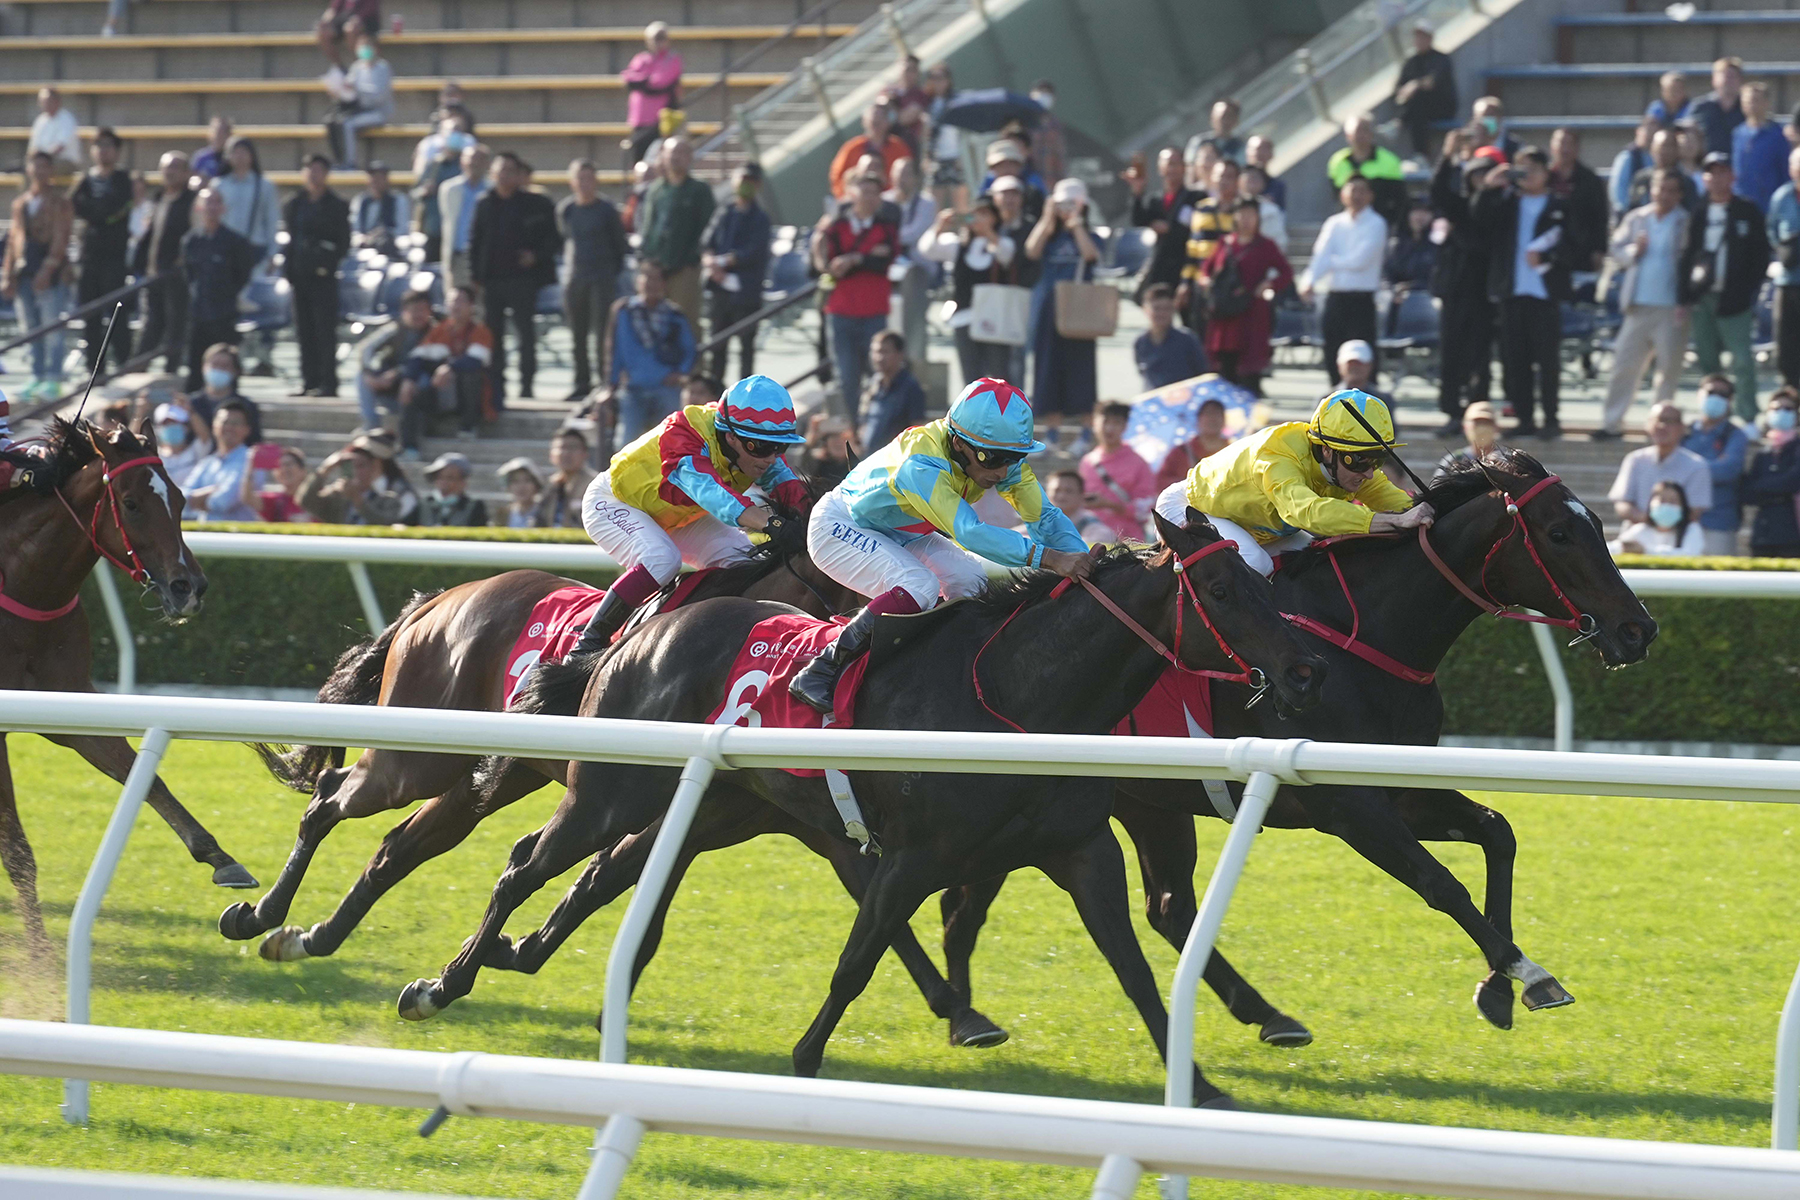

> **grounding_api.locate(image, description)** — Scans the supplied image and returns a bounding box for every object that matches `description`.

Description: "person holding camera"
[1024,177,1102,449]
[1684,152,1769,420]
[1601,168,1693,438]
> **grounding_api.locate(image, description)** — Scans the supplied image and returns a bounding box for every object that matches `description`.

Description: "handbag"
[1205,250,1253,319]
[967,245,1030,346]
[1054,257,1119,340]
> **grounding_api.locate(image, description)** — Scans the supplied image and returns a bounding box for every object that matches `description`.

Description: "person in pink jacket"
[623,22,684,164]
[1078,399,1158,540]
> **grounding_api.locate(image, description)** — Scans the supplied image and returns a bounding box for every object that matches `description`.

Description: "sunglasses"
[1336,451,1383,474]
[969,445,1027,469]
[735,435,786,458]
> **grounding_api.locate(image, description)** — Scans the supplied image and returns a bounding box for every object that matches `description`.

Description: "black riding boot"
[788,605,879,714]
[569,587,638,658]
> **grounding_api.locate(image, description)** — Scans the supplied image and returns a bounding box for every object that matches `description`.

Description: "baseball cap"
[988,174,1024,195]
[1336,339,1375,364]
[1463,401,1498,424]
[367,159,390,173]
[986,139,1025,167]
[497,456,544,485]
[1702,150,1733,170]
[424,451,472,477]
[1051,177,1088,206]
[153,401,190,424]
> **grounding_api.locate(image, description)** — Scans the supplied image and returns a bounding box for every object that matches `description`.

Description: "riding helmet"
[717,375,807,445]
[1307,388,1405,452]
[946,377,1044,454]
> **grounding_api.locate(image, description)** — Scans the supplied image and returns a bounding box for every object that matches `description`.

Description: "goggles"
[736,435,787,458]
[1333,449,1383,474]
[968,444,1027,469]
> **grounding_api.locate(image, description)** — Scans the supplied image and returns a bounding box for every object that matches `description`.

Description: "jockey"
[0,386,46,493]
[572,374,811,655]
[1153,388,1434,577]
[788,376,1092,713]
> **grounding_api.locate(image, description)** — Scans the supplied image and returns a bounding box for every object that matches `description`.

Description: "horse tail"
[507,650,602,719]
[250,589,445,793]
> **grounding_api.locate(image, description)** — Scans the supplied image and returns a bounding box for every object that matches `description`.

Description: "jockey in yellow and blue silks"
[1152,388,1434,577]
[572,374,811,654]
[789,376,1092,713]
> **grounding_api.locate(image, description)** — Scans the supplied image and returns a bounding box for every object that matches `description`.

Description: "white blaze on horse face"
[146,470,179,523]
[1565,498,1592,523]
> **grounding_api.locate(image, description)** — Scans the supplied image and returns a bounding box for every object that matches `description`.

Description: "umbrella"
[936,88,1044,133]
[1123,374,1265,476]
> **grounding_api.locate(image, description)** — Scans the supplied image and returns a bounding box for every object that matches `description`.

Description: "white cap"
[1413,17,1434,32]
[153,401,190,424]
[988,174,1024,194]
[1336,338,1375,364]
[1051,177,1088,205]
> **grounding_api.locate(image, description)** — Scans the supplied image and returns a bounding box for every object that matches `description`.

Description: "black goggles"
[969,444,1028,469]
[725,427,787,457]
[1334,449,1383,474]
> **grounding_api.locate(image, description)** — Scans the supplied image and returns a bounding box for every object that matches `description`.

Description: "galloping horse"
[938,450,1658,1038]
[396,513,1327,1108]
[1,418,253,958]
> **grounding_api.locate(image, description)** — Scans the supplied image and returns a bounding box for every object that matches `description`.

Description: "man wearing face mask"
[1682,374,1751,555]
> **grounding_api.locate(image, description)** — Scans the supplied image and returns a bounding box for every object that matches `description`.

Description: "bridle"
[0,451,163,622]
[972,539,1270,734]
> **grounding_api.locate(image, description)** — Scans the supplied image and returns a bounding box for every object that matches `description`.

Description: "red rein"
[0,454,163,622]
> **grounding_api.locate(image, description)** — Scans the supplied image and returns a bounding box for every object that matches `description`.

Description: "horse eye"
[1548,527,1569,545]
[122,497,140,513]
[1209,582,1228,601]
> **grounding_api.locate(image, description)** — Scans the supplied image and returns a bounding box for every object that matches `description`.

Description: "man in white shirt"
[1298,175,1386,386]
[1601,168,1692,437]
[1608,402,1713,524]
[1474,145,1575,439]
[27,88,80,173]
[437,141,491,293]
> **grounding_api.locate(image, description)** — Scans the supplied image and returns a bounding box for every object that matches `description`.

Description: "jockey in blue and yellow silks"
[789,376,1092,713]
[572,374,811,654]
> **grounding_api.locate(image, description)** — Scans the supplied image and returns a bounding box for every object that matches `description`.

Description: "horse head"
[66,418,208,621]
[1152,509,1327,713]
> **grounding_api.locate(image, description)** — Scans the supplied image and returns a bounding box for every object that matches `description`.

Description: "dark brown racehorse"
[0,418,253,958]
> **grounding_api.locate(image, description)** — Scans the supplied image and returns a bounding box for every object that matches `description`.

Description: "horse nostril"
[169,577,192,597]
[1285,665,1315,691]
[1619,621,1645,647]
[1291,663,1314,679]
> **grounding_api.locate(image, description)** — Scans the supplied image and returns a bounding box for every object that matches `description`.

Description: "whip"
[1333,391,1433,496]
[69,301,124,426]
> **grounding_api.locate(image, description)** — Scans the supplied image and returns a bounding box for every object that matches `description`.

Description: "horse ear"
[1150,508,1182,547]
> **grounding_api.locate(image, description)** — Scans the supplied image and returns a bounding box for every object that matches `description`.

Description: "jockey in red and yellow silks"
[0,387,47,493]
[572,375,810,654]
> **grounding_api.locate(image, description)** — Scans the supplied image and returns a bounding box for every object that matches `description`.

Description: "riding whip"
[1333,393,1434,497]
[70,301,124,425]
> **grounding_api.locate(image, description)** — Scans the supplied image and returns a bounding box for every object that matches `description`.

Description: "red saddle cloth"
[704,613,872,777]
[1114,667,1216,739]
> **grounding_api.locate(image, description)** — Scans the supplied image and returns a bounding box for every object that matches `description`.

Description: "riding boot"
[569,564,662,658]
[788,605,880,714]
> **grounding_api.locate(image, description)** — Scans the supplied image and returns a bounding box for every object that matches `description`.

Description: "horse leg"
[45,733,254,889]
[1299,783,1569,1024]
[1394,788,1522,1030]
[260,761,549,962]
[0,735,52,960]
[1113,792,1312,1048]
[938,875,1011,1047]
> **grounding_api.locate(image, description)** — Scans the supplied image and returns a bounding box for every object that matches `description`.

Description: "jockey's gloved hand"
[1043,548,1094,580]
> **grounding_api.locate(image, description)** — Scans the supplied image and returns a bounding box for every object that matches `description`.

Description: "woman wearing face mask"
[323,31,395,169]
[186,342,265,445]
[411,109,474,263]
[1681,373,1752,556]
[1744,386,1800,557]
[1610,480,1704,556]
[152,400,210,482]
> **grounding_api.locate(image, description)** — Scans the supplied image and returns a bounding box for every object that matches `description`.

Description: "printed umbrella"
[1123,374,1264,476]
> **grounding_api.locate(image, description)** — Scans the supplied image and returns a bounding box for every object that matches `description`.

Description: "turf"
[0,735,1794,1199]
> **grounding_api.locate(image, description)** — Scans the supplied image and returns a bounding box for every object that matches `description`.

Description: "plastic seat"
[236,276,291,337]
[1107,227,1155,279]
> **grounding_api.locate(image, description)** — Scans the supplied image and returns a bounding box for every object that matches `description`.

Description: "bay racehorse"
[937,450,1658,1039]
[1,418,253,958]
[396,512,1327,1108]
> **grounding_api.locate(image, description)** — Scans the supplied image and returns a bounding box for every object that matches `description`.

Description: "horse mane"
[0,416,120,500]
[968,542,1165,616]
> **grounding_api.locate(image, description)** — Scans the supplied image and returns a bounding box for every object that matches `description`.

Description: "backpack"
[1207,250,1253,319]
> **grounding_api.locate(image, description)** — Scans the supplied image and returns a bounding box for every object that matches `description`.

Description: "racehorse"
[0,418,253,958]
[395,512,1327,1108]
[936,450,1658,1038]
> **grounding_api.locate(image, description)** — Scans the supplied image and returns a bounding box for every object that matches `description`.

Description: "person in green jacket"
[1326,113,1408,229]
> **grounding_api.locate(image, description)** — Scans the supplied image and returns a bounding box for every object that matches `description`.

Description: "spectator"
[1610,402,1714,525]
[1326,113,1407,230]
[437,141,491,291]
[351,160,409,256]
[1078,400,1156,540]
[1429,137,1498,436]
[152,400,209,483]
[1,152,73,400]
[982,139,1046,223]
[1610,115,1660,218]
[1238,165,1287,251]
[71,127,134,372]
[1153,396,1231,491]
[1193,98,1245,165]
[1245,135,1285,210]
[622,21,683,165]
[1335,338,1384,401]
[1048,469,1113,544]
[990,177,1040,391]
[184,342,264,444]
[1771,146,1800,388]
[257,446,314,523]
[1384,197,1438,292]
[216,136,280,273]
[1126,146,1203,301]
[1175,158,1239,332]
[917,198,1017,386]
[418,452,489,527]
[1601,168,1692,439]
[323,30,393,168]
[891,55,929,156]
[829,103,912,202]
[1470,95,1521,160]
[27,88,80,174]
[885,156,938,374]
[534,428,594,528]
[410,106,470,181]
[555,158,629,403]
[813,169,898,423]
[496,456,544,528]
[179,187,258,390]
[1609,480,1706,556]
[1433,401,1505,481]
[356,287,434,433]
[922,62,965,210]
[638,136,714,327]
[298,430,419,525]
[605,261,695,440]
[127,169,155,267]
[1649,70,1690,126]
[181,400,261,522]
[1394,19,1457,159]
[1627,127,1699,213]
[1548,127,1608,268]
[1686,152,1769,419]
[1474,147,1578,439]
[192,115,232,181]
[1684,372,1752,555]
[281,154,351,398]
[410,111,473,262]
[1688,57,1747,157]
[316,0,379,69]
[1134,281,1206,391]
[1025,177,1103,447]
[1201,198,1292,394]
[1678,124,1706,191]
[1300,175,1386,387]
[102,0,129,39]
[399,284,492,454]
[1745,387,1800,555]
[700,161,771,385]
[858,330,926,451]
[132,152,195,377]
[470,151,558,403]
[1733,82,1788,212]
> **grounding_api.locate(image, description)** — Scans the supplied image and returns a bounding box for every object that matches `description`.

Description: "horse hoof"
[1258,1014,1313,1047]
[1521,975,1575,1011]
[217,901,265,941]
[948,1008,1009,1048]
[1474,971,1514,1030]
[1196,1092,1238,1110]
[397,979,442,1022]
[211,863,259,889]
[258,926,311,962]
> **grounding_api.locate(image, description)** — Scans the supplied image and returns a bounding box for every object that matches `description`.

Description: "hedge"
[86,532,1800,743]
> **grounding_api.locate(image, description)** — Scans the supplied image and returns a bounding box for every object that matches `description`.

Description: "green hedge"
[93,533,1800,742]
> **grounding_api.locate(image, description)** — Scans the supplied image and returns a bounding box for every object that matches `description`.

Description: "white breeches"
[807,488,990,609]
[1153,479,1313,578]
[581,472,756,585]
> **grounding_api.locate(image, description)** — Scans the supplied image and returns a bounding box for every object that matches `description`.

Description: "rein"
[0,453,162,622]
[971,540,1267,734]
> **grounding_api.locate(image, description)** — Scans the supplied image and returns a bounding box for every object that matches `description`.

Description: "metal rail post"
[1296,48,1331,122]
[345,562,385,632]
[1529,619,1575,752]
[1091,1154,1143,1200]
[801,56,838,133]
[882,2,909,54]
[92,565,135,694]
[63,726,171,1124]
[1774,955,1800,1149]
